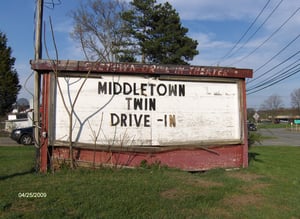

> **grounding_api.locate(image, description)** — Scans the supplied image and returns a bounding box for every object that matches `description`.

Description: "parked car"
[247,123,257,131]
[10,127,34,145]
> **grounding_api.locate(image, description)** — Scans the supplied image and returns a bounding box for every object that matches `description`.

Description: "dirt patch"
[167,171,224,188]
[247,183,270,193]
[207,208,232,219]
[227,171,271,192]
[222,172,270,211]
[227,171,262,182]
[160,188,186,199]
[223,193,264,208]
[184,178,224,188]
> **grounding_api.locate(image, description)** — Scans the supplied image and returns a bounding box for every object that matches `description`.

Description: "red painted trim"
[40,73,50,172]
[35,60,252,171]
[241,80,249,168]
[52,144,245,171]
[31,60,253,79]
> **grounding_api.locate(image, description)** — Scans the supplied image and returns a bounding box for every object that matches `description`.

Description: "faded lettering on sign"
[97,81,185,128]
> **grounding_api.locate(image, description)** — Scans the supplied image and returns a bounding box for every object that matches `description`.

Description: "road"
[253,128,300,146]
[0,136,20,146]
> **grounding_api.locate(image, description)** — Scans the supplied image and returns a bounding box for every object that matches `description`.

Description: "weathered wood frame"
[32,60,252,172]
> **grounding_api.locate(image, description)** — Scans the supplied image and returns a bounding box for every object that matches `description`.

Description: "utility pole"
[34,0,43,171]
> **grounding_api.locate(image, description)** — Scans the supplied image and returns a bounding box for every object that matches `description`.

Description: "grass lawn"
[0,146,300,218]
[256,123,291,129]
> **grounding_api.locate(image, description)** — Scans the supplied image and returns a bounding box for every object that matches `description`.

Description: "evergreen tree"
[0,31,21,116]
[122,0,198,64]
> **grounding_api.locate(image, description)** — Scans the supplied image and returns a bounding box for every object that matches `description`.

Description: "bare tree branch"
[70,0,129,62]
[291,88,300,113]
[45,16,101,169]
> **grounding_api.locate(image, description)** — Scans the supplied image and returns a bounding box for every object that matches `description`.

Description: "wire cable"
[224,0,283,64]
[247,67,300,95]
[215,0,271,65]
[229,7,300,66]
[247,50,300,85]
[254,33,300,72]
[247,60,300,94]
[248,59,300,91]
[44,0,61,9]
[23,71,35,97]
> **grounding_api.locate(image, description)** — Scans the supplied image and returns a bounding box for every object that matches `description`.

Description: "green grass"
[257,123,290,129]
[1,146,300,218]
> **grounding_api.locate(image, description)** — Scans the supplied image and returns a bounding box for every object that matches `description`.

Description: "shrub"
[248,131,262,147]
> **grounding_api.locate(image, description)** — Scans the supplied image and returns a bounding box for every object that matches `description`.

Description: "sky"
[0,0,299,110]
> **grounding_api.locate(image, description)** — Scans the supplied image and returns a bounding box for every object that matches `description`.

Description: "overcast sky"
[1,0,299,109]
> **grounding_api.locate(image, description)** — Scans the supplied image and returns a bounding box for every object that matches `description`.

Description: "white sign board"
[54,75,241,147]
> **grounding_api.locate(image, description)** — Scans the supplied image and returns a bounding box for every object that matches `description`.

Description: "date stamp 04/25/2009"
[17,192,47,198]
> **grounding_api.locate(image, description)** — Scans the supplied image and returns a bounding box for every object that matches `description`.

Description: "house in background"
[5,99,33,132]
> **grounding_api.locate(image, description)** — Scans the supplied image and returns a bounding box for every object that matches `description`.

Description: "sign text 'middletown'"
[98,81,185,97]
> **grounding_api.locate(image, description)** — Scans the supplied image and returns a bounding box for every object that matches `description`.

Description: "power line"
[215,0,271,65]
[224,0,283,64]
[247,62,300,94]
[229,7,300,66]
[247,67,300,95]
[255,33,300,72]
[247,50,300,85]
[265,63,300,85]
[248,58,300,91]
[33,0,62,48]
[246,34,300,93]
[44,0,61,9]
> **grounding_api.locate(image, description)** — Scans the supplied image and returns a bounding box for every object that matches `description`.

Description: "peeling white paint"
[54,75,241,147]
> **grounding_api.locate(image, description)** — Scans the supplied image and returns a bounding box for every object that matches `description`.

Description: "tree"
[260,94,284,122]
[70,0,132,62]
[0,31,21,116]
[291,88,300,114]
[121,0,199,64]
[247,108,256,122]
[16,98,30,112]
[261,94,284,111]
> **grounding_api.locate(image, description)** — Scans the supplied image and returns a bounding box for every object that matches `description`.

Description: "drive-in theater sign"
[31,60,253,171]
